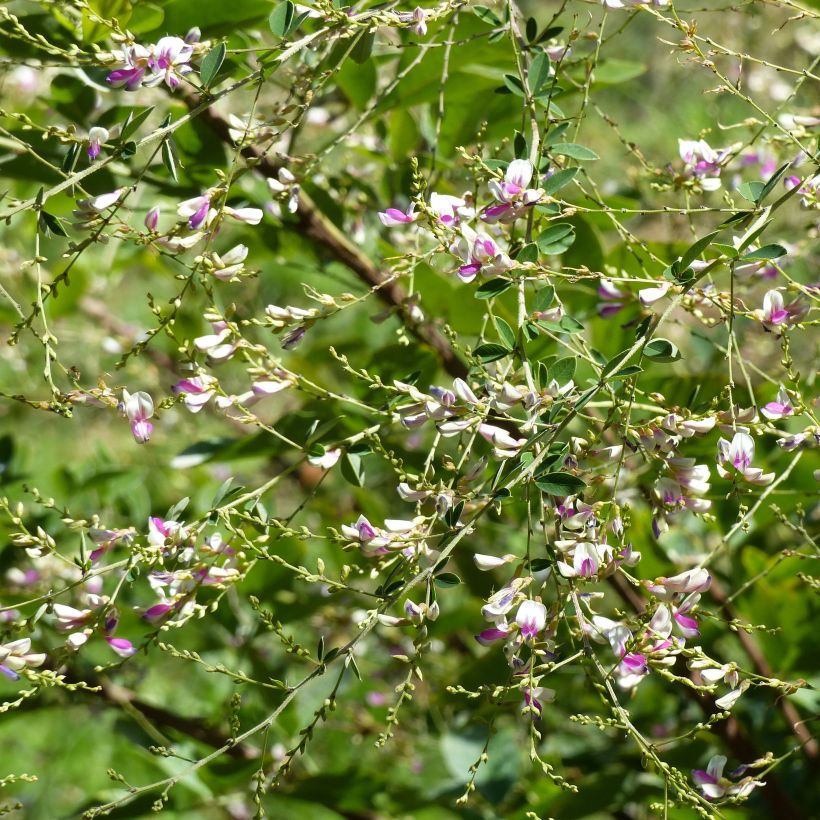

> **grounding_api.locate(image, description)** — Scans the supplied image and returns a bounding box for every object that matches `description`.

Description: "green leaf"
[544,123,569,146]
[475,278,512,299]
[531,25,563,46]
[516,243,539,263]
[529,52,551,92]
[756,162,791,203]
[593,59,646,85]
[61,143,80,174]
[161,138,179,182]
[269,1,295,36]
[737,181,765,203]
[502,74,526,97]
[473,4,502,25]
[680,230,720,270]
[644,338,681,362]
[559,315,584,333]
[211,476,235,507]
[434,572,461,588]
[341,452,367,487]
[600,349,632,379]
[550,142,599,161]
[200,43,226,88]
[546,356,576,385]
[740,244,787,262]
[542,167,578,195]
[533,285,554,312]
[120,106,154,142]
[38,211,68,238]
[128,2,164,35]
[351,29,375,64]
[535,472,586,496]
[612,364,643,379]
[473,343,510,363]
[537,223,575,254]
[495,317,516,349]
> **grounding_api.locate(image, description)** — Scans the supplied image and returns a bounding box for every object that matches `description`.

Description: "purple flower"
[178,193,212,230]
[144,206,160,231]
[106,636,136,658]
[87,127,109,161]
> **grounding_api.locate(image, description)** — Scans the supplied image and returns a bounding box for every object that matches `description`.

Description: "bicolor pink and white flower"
[515,599,547,640]
[224,206,263,225]
[121,389,154,443]
[754,289,792,329]
[597,279,629,317]
[693,755,765,801]
[761,386,794,420]
[106,43,154,91]
[106,636,137,658]
[716,432,774,485]
[483,159,543,223]
[178,193,213,230]
[451,228,512,283]
[149,36,193,90]
[172,375,218,412]
[378,203,417,227]
[678,138,729,190]
[107,37,192,91]
[144,206,160,231]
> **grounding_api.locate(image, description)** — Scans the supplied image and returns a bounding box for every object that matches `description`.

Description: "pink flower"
[452,228,512,282]
[716,432,774,485]
[378,204,417,227]
[761,386,794,420]
[149,36,193,91]
[411,7,427,36]
[693,755,765,801]
[597,279,628,317]
[483,159,543,223]
[515,599,547,640]
[122,390,154,443]
[106,636,137,658]
[677,138,728,190]
[225,206,263,225]
[173,375,217,412]
[489,159,534,202]
[639,283,670,306]
[144,206,160,231]
[760,289,789,325]
[430,192,470,226]
[0,638,46,680]
[107,43,154,91]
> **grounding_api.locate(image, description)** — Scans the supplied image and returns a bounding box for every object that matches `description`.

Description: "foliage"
[0,1,818,818]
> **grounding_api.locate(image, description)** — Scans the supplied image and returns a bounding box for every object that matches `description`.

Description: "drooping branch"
[183,91,468,381]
